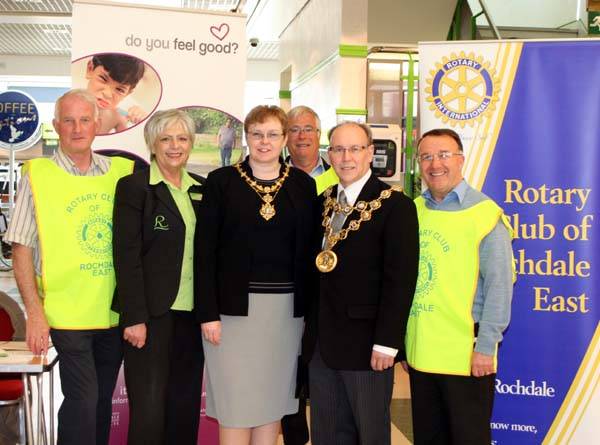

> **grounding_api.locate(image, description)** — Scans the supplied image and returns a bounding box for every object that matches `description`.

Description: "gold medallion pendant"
[316,249,338,273]
[235,163,290,221]
[260,202,276,220]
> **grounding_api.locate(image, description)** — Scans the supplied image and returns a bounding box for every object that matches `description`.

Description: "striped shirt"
[4,149,112,275]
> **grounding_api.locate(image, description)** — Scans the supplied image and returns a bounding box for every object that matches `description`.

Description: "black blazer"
[112,168,205,328]
[195,160,319,323]
[303,175,419,370]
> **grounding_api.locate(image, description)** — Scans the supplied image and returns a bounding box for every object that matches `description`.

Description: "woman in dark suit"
[112,109,204,445]
[197,105,317,445]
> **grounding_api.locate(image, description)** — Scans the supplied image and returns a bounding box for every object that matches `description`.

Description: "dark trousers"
[309,346,394,445]
[50,327,122,445]
[281,397,309,445]
[408,367,495,445]
[282,358,309,445]
[123,310,204,445]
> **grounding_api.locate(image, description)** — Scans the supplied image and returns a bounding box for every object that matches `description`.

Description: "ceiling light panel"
[0,0,72,13]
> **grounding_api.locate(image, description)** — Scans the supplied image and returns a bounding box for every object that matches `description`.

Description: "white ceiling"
[0,0,279,59]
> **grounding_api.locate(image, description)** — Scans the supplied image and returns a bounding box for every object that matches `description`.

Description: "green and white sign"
[589,11,600,35]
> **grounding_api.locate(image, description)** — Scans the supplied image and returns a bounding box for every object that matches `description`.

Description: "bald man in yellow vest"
[6,89,133,445]
[403,128,514,444]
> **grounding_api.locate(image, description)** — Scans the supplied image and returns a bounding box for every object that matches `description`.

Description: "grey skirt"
[202,292,303,428]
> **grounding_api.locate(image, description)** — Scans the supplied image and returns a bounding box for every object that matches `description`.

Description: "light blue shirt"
[289,156,326,178]
[422,180,513,356]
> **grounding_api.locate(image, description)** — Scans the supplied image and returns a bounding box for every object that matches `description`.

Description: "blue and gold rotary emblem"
[78,215,112,259]
[426,51,499,127]
[415,251,437,298]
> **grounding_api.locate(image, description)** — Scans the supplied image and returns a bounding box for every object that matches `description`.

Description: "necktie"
[331,190,348,233]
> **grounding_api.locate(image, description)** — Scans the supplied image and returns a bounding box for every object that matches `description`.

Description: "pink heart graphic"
[210,23,230,41]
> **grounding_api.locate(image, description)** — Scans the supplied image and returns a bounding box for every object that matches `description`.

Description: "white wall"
[244,59,280,114]
[246,0,307,42]
[291,62,341,134]
[244,80,279,116]
[247,59,279,82]
[279,0,344,130]
[279,0,342,86]
[367,0,457,45]
[0,55,70,77]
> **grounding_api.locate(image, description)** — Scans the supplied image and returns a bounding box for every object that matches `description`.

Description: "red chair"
[0,306,26,444]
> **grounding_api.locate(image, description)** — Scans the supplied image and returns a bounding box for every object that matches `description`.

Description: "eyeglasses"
[248,131,284,141]
[289,126,319,135]
[417,151,464,162]
[328,145,368,155]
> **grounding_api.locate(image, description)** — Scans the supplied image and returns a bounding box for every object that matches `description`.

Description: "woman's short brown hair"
[244,105,288,135]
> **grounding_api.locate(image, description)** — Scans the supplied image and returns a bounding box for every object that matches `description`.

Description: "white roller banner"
[72,0,246,162]
[71,1,246,442]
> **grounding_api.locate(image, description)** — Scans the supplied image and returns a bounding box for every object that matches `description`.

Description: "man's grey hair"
[287,105,321,131]
[54,89,99,121]
[327,121,373,146]
[143,109,196,158]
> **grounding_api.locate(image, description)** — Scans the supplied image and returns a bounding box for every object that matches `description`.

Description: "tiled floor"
[1,269,415,444]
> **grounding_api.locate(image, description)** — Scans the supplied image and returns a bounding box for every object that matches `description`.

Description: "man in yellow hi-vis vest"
[285,105,338,197]
[5,89,133,445]
[403,128,514,444]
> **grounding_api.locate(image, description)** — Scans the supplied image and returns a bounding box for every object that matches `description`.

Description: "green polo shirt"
[149,161,199,311]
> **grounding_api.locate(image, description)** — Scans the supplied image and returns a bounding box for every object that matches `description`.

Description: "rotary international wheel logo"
[78,215,113,258]
[426,51,499,128]
[415,251,437,298]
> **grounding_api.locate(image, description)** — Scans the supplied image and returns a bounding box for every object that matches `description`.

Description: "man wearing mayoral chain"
[303,121,419,444]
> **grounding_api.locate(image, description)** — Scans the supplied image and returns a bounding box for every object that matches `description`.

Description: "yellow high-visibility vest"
[314,167,338,195]
[406,196,509,375]
[27,157,133,329]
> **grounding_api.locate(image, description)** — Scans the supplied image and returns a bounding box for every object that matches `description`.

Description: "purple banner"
[109,365,219,444]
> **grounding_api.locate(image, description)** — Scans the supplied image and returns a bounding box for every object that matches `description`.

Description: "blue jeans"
[220,145,233,166]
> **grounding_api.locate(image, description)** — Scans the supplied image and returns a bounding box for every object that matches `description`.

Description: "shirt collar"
[288,155,326,178]
[338,169,372,205]
[422,179,468,205]
[150,160,199,191]
[55,147,104,173]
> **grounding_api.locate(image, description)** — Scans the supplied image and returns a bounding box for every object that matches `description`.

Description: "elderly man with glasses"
[303,121,419,445]
[5,89,133,445]
[403,128,514,444]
